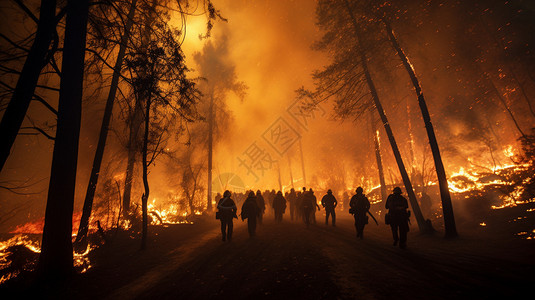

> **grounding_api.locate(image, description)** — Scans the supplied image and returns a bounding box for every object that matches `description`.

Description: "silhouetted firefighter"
[288,188,297,221]
[302,188,319,227]
[216,190,237,242]
[255,190,265,225]
[273,191,287,222]
[321,189,338,226]
[296,187,306,221]
[241,191,260,237]
[349,187,370,239]
[309,188,320,224]
[385,187,410,249]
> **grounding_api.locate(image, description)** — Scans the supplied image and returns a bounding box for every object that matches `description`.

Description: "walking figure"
[302,189,319,227]
[255,190,265,225]
[309,188,320,224]
[288,188,297,221]
[241,191,261,237]
[385,187,410,249]
[273,191,287,222]
[296,187,306,221]
[321,189,338,226]
[217,190,237,242]
[349,187,370,239]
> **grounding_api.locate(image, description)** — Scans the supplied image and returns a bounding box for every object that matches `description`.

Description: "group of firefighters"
[216,186,411,249]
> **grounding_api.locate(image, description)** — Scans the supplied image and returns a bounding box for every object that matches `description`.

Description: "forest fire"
[0,234,94,285]
[147,199,198,225]
[1,0,535,297]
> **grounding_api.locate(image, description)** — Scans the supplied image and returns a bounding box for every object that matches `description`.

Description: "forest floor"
[2,202,535,300]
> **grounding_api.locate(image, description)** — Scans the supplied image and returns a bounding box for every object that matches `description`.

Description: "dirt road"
[103,214,535,299]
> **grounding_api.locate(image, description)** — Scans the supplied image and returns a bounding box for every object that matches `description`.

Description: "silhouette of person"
[385,187,410,249]
[309,188,320,224]
[419,192,432,217]
[349,187,370,239]
[241,191,260,237]
[272,191,287,222]
[296,187,307,221]
[214,192,222,209]
[321,189,338,226]
[255,190,265,225]
[288,188,297,221]
[342,191,349,211]
[217,190,237,242]
[302,189,319,227]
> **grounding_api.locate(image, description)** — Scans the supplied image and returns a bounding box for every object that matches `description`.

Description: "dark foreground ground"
[2,204,535,300]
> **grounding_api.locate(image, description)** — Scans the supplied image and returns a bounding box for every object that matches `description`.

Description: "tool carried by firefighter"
[367,210,378,225]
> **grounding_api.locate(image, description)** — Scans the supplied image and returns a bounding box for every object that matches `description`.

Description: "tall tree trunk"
[207,93,214,211]
[75,0,138,252]
[299,138,306,187]
[0,0,56,172]
[124,0,157,220]
[38,0,89,278]
[370,112,388,202]
[406,99,417,183]
[383,19,457,237]
[486,73,527,138]
[277,163,283,191]
[141,95,151,250]
[287,154,294,189]
[343,0,430,233]
[122,100,143,219]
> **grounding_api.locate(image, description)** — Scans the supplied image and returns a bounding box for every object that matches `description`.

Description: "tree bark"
[122,100,143,219]
[370,112,388,202]
[207,93,214,211]
[141,95,151,250]
[123,0,157,219]
[343,0,430,233]
[383,19,457,237]
[75,0,138,252]
[0,0,56,172]
[38,0,89,278]
[299,138,306,187]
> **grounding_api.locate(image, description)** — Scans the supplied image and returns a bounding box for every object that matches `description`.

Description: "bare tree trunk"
[287,154,294,189]
[299,138,306,187]
[370,111,388,202]
[75,0,138,252]
[122,103,142,219]
[207,93,214,211]
[141,95,151,250]
[486,73,527,138]
[38,0,89,279]
[0,0,56,172]
[383,19,456,237]
[343,0,430,233]
[124,0,157,220]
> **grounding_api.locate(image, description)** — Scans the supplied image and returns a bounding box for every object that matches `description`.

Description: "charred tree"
[75,0,138,253]
[141,93,151,250]
[343,0,431,233]
[192,37,246,212]
[38,0,89,278]
[382,19,456,237]
[370,112,388,202]
[207,93,214,211]
[122,96,144,219]
[0,0,56,172]
[123,0,158,220]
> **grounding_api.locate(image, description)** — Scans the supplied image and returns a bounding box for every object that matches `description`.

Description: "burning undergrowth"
[0,201,201,286]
